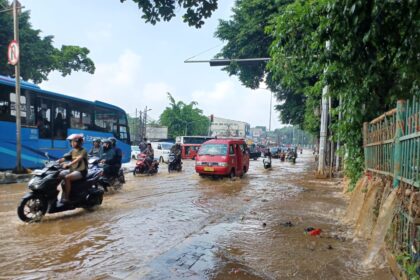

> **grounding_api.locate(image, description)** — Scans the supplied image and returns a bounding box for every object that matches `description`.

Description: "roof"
[0,75,126,113]
[204,138,246,144]
[212,116,250,125]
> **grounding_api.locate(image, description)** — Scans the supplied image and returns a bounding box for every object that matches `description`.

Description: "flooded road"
[0,151,393,279]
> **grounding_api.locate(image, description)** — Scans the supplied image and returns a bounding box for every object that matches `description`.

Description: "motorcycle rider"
[100,138,119,177]
[139,137,148,153]
[89,138,103,158]
[170,142,182,166]
[144,142,154,172]
[109,137,122,171]
[58,134,88,204]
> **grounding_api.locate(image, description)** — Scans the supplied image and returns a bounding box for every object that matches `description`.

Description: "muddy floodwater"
[0,151,393,279]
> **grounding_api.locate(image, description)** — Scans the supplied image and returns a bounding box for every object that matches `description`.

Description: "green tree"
[0,0,95,83]
[119,0,218,28]
[159,93,209,138]
[268,0,420,186]
[214,0,309,128]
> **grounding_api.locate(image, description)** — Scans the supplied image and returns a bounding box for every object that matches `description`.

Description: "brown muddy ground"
[0,150,394,279]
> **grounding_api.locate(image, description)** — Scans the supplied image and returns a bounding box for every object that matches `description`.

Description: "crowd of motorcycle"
[16,135,183,223]
[16,135,299,223]
[262,147,300,169]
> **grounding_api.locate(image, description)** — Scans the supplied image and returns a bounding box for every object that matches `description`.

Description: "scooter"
[89,157,125,192]
[168,152,182,173]
[17,160,104,223]
[133,153,159,175]
[263,157,272,169]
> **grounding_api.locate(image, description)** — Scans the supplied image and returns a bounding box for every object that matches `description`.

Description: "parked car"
[131,146,140,159]
[151,142,173,163]
[195,138,250,178]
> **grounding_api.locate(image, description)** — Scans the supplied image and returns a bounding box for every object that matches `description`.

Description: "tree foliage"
[119,0,218,28]
[0,0,95,83]
[214,0,309,129]
[268,0,420,186]
[214,0,420,186]
[159,93,210,138]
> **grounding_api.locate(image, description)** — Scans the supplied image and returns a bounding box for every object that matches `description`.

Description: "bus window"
[95,108,118,134]
[0,88,12,122]
[71,106,92,130]
[119,125,128,142]
[36,99,52,139]
[53,103,67,139]
[8,91,36,126]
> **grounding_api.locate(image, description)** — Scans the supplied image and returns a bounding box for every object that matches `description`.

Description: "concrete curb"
[0,172,32,184]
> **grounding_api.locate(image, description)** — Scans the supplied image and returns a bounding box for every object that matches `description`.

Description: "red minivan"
[195,138,250,178]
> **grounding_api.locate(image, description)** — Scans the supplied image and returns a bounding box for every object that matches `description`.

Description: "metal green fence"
[364,97,420,188]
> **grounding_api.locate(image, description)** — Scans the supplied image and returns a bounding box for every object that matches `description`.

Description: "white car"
[151,142,173,163]
[131,146,141,159]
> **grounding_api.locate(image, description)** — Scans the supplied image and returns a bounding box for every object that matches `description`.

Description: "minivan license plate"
[204,167,214,172]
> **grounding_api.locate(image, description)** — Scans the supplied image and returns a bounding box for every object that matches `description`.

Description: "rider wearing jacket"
[109,137,122,171]
[89,138,103,158]
[170,143,182,164]
[100,139,119,177]
[144,143,154,171]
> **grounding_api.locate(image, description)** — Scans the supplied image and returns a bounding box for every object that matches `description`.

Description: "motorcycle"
[168,152,182,173]
[286,153,296,163]
[263,157,272,169]
[133,153,159,175]
[17,160,104,223]
[89,157,125,192]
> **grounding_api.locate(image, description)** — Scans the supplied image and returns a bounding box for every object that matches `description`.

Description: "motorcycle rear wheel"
[17,194,47,223]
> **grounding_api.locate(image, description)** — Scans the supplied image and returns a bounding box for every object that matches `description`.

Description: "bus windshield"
[199,144,227,156]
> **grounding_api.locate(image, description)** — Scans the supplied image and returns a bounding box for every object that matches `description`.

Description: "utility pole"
[269,91,272,132]
[335,96,342,172]
[143,106,147,139]
[13,0,22,173]
[318,41,330,175]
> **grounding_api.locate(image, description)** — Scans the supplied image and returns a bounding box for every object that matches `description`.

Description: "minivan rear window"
[199,144,228,156]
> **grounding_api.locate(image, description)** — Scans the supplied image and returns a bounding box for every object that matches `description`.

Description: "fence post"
[363,122,369,170]
[393,100,406,188]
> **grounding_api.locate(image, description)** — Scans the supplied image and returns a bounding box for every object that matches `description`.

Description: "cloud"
[39,51,282,129]
[191,78,282,128]
[81,49,142,108]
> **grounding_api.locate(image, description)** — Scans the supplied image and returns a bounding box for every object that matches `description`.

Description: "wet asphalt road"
[0,151,393,279]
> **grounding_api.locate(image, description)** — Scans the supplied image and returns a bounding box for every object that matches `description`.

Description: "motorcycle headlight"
[28,178,35,185]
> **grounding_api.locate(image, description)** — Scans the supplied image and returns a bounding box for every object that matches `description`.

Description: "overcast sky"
[22,0,283,129]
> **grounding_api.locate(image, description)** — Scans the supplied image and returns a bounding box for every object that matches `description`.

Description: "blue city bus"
[0,75,131,170]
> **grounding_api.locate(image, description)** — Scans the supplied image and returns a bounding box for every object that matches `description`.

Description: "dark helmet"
[67,133,84,144]
[102,138,112,145]
[108,137,117,147]
[93,138,101,143]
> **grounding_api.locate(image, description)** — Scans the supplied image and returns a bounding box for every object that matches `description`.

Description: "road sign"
[7,40,19,66]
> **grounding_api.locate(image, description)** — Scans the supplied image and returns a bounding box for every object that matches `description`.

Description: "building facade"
[210,117,250,138]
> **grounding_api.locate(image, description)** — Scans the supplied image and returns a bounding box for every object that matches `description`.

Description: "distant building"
[210,116,250,138]
[251,127,265,138]
[146,125,168,141]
